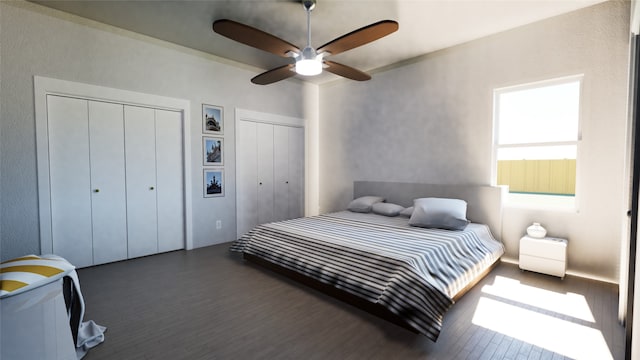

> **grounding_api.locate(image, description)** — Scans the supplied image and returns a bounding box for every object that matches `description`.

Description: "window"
[493,76,582,209]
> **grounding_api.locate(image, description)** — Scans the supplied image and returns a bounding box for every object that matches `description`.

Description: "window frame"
[491,75,583,211]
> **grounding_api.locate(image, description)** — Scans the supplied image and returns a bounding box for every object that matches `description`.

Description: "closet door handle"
[94,189,100,193]
[149,186,155,190]
[285,181,289,184]
[259,182,263,186]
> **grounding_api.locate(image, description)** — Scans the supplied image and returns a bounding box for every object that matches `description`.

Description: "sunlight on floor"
[471,276,613,360]
[480,276,595,322]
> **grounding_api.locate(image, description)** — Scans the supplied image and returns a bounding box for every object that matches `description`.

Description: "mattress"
[231,211,504,340]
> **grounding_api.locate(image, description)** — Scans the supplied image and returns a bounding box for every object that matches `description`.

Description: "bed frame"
[243,181,506,335]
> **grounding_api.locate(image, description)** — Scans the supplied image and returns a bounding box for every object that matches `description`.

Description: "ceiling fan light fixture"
[296,59,322,76]
[295,46,322,76]
[212,1,398,84]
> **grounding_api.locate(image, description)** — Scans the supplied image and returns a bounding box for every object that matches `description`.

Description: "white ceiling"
[30,0,607,84]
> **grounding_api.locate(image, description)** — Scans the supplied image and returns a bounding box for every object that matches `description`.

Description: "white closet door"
[88,101,128,265]
[288,126,305,219]
[155,109,185,252]
[237,120,259,237]
[273,125,290,222]
[256,122,275,224]
[47,96,93,267]
[124,106,158,258]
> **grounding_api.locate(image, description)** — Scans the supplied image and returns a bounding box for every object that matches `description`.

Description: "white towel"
[65,267,107,359]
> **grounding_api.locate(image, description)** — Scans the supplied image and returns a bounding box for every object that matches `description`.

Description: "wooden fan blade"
[213,19,300,57]
[251,64,297,85]
[323,61,371,81]
[317,20,398,56]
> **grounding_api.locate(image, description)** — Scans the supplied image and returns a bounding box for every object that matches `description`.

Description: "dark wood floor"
[78,243,625,360]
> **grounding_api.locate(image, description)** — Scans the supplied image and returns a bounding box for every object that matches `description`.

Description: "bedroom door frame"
[34,76,194,253]
[625,33,640,360]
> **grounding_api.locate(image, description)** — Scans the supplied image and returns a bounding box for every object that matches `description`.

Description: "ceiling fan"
[212,0,398,85]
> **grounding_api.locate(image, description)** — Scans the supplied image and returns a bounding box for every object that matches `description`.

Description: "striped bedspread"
[231,211,504,341]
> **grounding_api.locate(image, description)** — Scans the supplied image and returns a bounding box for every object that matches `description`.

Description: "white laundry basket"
[1,278,76,359]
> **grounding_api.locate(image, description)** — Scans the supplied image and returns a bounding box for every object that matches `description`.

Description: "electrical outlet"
[216,220,222,230]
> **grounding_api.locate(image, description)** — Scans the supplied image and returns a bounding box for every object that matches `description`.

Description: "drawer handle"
[94,189,100,193]
[149,186,155,190]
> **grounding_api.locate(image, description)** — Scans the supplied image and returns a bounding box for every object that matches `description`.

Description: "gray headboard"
[354,181,505,241]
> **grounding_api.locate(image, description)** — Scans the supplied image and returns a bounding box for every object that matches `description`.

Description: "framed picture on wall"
[202,104,223,134]
[203,168,224,198]
[202,136,223,166]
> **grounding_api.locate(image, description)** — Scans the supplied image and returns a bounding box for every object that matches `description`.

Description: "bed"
[231,181,506,341]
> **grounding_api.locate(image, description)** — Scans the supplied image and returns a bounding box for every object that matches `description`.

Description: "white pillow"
[347,196,385,213]
[408,198,470,230]
[372,202,405,217]
[399,206,414,217]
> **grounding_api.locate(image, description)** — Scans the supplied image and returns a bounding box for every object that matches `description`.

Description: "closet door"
[124,106,158,258]
[273,125,290,222]
[88,101,128,265]
[273,125,304,221]
[47,96,93,267]
[237,120,259,237]
[288,126,305,219]
[256,122,275,224]
[236,118,305,238]
[155,109,185,252]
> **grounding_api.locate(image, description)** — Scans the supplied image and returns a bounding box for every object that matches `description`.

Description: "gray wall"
[319,1,630,282]
[0,1,312,260]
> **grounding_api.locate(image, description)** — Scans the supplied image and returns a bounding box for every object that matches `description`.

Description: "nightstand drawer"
[520,237,567,261]
[519,254,566,278]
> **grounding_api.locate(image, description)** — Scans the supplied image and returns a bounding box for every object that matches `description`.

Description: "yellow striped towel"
[0,254,75,298]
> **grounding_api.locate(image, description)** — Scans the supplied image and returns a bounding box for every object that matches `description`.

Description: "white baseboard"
[500,257,618,285]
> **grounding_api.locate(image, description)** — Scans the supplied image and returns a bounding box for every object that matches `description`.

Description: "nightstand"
[519,236,568,278]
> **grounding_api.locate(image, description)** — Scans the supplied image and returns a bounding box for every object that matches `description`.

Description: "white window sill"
[503,193,578,213]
